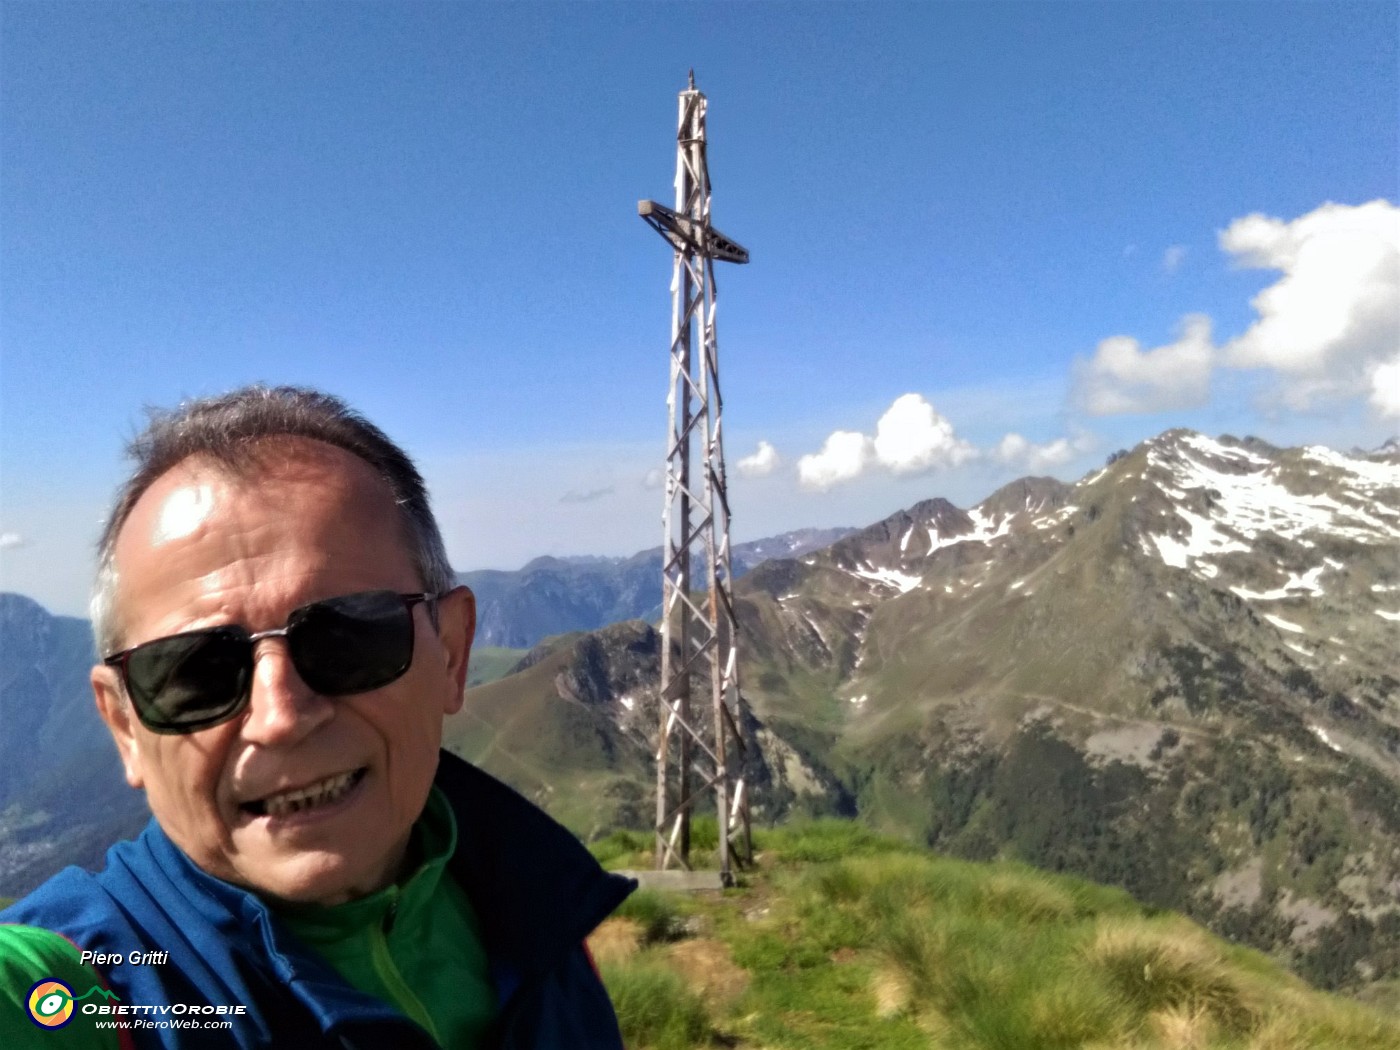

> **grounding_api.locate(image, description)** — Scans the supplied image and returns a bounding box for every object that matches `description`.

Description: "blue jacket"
[1,752,636,1048]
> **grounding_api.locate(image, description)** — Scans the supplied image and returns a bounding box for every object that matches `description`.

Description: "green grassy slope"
[444,629,652,836]
[590,822,1400,1050]
[466,646,528,687]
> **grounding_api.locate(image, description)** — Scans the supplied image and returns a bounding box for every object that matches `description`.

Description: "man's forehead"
[147,480,219,546]
[120,440,392,548]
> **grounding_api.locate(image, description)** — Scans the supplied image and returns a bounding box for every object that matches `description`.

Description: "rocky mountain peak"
[977,476,1073,521]
[825,498,973,572]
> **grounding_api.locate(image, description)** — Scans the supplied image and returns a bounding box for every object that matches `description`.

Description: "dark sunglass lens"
[125,628,251,733]
[289,591,414,695]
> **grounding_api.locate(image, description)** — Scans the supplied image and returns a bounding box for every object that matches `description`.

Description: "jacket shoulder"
[434,753,636,972]
[493,943,626,1049]
[0,863,130,950]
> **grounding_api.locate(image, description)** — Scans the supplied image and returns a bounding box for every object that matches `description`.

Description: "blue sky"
[2,2,1396,616]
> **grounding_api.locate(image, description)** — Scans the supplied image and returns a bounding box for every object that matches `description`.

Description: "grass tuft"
[613,888,688,945]
[1150,1002,1217,1050]
[588,917,643,968]
[588,828,651,868]
[1086,919,1256,1034]
[601,957,713,1050]
[978,868,1078,925]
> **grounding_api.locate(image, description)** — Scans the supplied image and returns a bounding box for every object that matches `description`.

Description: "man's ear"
[93,666,145,789]
[438,586,475,715]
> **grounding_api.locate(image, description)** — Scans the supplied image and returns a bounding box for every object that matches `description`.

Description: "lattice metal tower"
[638,72,752,883]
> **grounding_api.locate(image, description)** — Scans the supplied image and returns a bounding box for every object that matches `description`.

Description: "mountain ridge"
[457,527,855,648]
[447,427,1400,989]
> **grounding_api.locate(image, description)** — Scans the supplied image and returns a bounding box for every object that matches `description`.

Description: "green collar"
[273,787,458,942]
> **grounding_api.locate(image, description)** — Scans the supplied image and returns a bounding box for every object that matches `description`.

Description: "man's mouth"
[242,768,368,818]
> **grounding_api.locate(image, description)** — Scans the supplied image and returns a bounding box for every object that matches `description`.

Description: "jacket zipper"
[369,894,442,1045]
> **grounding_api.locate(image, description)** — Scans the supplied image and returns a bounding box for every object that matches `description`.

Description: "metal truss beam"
[638,72,752,885]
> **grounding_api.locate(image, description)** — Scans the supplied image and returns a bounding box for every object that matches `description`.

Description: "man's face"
[91,440,473,905]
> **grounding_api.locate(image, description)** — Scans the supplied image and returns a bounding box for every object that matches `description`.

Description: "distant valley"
[0,595,149,897]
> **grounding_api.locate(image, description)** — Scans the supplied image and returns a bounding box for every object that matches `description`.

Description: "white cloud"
[1371,354,1400,419]
[1073,200,1399,420]
[872,394,977,474]
[797,430,872,490]
[993,431,1093,472]
[797,395,976,490]
[1219,200,1399,403]
[0,532,25,550]
[559,486,614,504]
[1073,314,1215,416]
[642,468,664,490]
[736,440,781,478]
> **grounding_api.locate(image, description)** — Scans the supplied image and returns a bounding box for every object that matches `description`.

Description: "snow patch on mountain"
[801,613,832,654]
[1302,446,1400,489]
[967,508,1013,542]
[1310,725,1344,754]
[1078,467,1111,487]
[1180,432,1272,467]
[1150,506,1252,570]
[1033,506,1077,530]
[850,565,923,593]
[1142,434,1400,585]
[1230,565,1328,601]
[914,508,1015,561]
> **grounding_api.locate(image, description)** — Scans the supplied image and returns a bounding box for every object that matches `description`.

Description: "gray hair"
[91,385,456,656]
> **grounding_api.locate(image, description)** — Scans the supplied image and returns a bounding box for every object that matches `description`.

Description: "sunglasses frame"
[103,590,444,735]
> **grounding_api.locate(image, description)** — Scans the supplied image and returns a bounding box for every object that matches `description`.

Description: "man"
[0,386,634,1048]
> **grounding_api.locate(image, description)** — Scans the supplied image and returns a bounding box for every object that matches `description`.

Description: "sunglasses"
[103,590,444,735]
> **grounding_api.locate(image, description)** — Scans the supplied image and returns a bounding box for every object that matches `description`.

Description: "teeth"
[261,770,360,818]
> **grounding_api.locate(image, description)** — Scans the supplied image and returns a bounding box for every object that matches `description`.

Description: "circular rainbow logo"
[26,978,76,1029]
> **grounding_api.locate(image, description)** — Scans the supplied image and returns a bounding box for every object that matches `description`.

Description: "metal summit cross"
[638,72,752,884]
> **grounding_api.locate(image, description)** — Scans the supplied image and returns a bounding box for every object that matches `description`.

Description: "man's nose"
[239,639,335,746]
